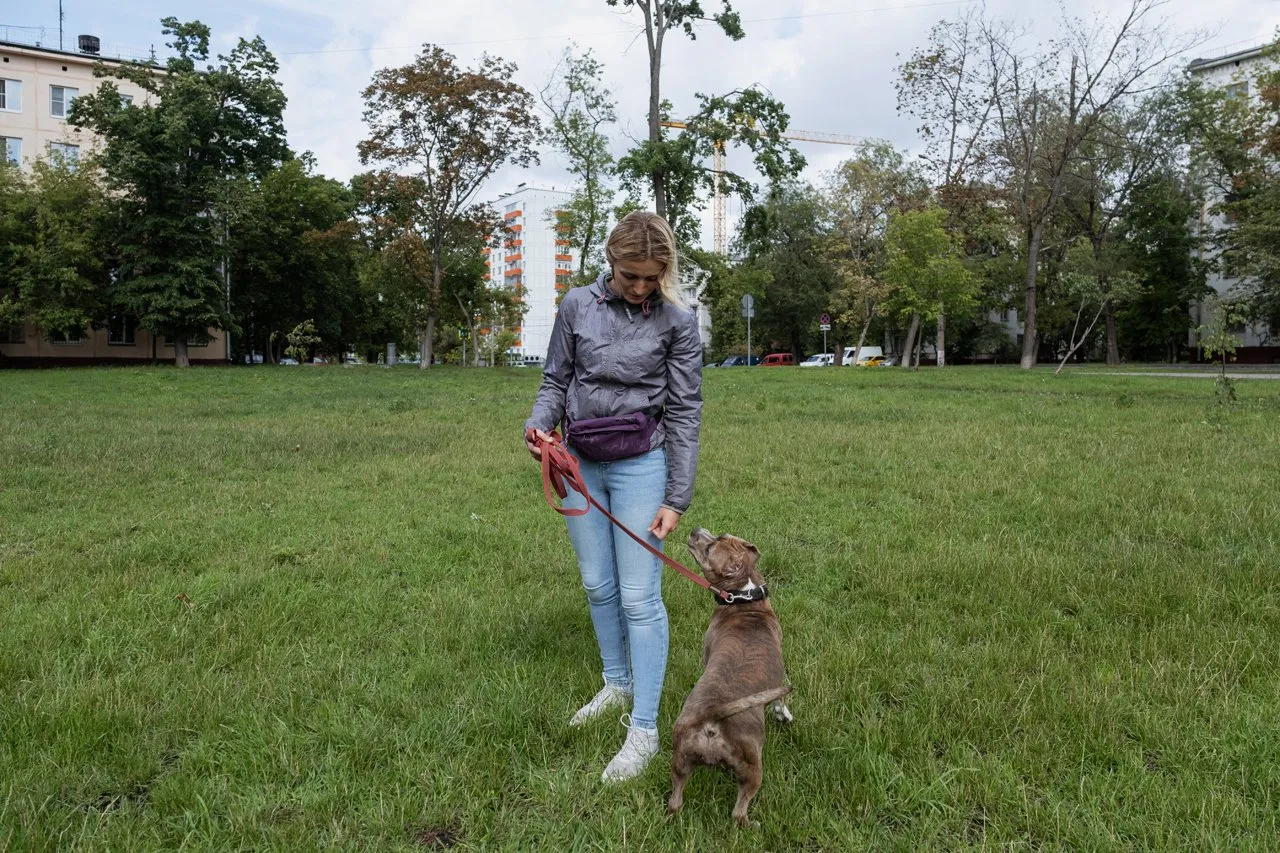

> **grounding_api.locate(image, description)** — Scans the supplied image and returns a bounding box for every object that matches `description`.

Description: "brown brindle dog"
[667,528,793,827]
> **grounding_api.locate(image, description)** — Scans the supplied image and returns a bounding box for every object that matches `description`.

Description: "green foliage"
[69,17,288,354]
[1182,42,1280,329]
[284,319,321,363]
[882,206,978,324]
[1197,299,1249,381]
[229,156,362,362]
[540,47,616,286]
[0,158,110,337]
[617,88,806,244]
[736,183,836,355]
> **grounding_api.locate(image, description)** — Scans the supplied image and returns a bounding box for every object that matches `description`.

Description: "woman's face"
[611,258,665,304]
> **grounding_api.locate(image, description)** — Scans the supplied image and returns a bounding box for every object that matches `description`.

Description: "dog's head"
[687,528,764,591]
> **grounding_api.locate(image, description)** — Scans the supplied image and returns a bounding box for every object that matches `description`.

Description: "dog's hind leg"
[769,698,794,724]
[730,750,763,828]
[667,750,694,815]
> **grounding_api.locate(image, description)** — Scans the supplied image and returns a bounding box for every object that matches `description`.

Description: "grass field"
[2,365,1279,851]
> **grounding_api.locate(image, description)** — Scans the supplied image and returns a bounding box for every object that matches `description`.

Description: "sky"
[6,0,1279,247]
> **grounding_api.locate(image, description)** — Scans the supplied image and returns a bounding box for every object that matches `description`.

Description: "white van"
[841,345,883,366]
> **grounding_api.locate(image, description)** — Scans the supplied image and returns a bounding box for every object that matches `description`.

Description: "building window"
[119,93,134,107]
[51,85,79,119]
[1,322,24,344]
[108,314,137,346]
[2,136,19,165]
[48,142,79,168]
[1224,81,1249,100]
[49,329,83,345]
[0,78,20,112]
[504,202,519,213]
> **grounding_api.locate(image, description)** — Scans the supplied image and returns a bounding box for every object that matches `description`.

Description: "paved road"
[1077,371,1280,380]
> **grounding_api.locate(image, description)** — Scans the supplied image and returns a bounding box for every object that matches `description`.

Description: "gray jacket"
[526,274,704,513]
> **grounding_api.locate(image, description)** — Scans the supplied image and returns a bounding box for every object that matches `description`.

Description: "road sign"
[741,293,755,319]
[819,324,831,332]
[819,313,831,325]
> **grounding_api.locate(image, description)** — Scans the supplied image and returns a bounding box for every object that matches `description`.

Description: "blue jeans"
[563,447,669,730]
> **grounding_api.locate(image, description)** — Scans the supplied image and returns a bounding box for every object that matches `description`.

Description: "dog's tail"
[692,686,792,726]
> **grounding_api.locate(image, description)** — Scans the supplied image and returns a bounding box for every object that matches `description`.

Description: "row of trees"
[2,5,1273,369]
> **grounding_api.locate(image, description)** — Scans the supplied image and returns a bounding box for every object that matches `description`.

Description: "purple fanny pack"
[567,412,659,462]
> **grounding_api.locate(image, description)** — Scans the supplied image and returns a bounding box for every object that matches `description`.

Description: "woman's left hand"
[648,507,681,541]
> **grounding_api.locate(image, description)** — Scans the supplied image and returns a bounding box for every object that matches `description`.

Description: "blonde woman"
[525,211,704,782]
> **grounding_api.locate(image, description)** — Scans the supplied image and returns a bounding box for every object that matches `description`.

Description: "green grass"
[2,365,1279,850]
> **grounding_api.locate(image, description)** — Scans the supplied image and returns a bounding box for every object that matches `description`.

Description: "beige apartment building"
[0,35,227,366]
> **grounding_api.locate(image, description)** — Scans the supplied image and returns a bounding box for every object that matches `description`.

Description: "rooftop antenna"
[58,0,64,50]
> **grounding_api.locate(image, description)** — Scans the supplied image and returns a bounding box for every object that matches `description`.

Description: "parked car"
[880,355,898,367]
[762,352,795,366]
[841,345,883,366]
[857,355,886,367]
[799,353,834,367]
[278,357,299,365]
[719,355,762,367]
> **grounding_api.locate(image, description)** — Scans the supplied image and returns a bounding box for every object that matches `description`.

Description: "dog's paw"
[770,700,794,725]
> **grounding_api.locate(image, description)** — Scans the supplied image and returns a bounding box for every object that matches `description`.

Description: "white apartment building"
[484,185,576,363]
[1188,44,1277,359]
[0,35,228,365]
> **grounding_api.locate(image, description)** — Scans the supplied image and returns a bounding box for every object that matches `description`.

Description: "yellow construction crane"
[660,121,862,254]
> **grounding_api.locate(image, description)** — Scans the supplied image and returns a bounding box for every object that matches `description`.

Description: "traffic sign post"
[819,314,831,359]
[742,294,755,365]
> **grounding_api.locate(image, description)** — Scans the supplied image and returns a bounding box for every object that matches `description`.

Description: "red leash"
[535,430,731,602]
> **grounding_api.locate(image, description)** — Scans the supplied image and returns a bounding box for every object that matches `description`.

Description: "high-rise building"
[484,186,576,364]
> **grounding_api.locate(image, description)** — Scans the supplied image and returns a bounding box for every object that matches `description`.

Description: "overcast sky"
[10,0,1280,245]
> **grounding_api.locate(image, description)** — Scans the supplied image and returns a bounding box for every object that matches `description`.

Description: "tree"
[821,140,928,362]
[1052,240,1141,373]
[1114,169,1207,361]
[228,155,361,362]
[540,47,617,288]
[0,157,110,339]
[736,183,836,358]
[977,0,1200,369]
[71,18,288,366]
[881,206,978,368]
[1184,43,1280,331]
[359,46,540,368]
[605,0,743,218]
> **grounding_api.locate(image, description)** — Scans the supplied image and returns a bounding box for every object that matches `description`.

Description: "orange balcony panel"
[555,238,571,245]
[509,224,522,232]
[505,253,522,263]
[505,269,522,277]
[504,210,522,220]
[555,254,572,262]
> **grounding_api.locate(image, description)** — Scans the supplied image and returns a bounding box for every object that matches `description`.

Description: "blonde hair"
[605,210,684,307]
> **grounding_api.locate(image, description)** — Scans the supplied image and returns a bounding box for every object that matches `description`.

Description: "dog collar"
[714,584,769,605]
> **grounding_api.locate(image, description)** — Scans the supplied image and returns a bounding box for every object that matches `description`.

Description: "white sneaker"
[601,715,659,783]
[570,682,632,727]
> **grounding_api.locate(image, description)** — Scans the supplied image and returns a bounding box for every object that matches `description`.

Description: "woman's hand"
[648,507,681,541]
[525,428,550,460]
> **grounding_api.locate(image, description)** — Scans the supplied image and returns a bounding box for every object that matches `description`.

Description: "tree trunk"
[1020,225,1043,370]
[645,3,666,217]
[423,259,443,369]
[174,339,190,368]
[853,316,872,366]
[936,309,947,368]
[1104,300,1119,366]
[913,329,923,371]
[901,314,920,367]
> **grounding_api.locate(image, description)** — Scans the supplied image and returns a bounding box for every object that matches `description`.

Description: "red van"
[762,352,795,366]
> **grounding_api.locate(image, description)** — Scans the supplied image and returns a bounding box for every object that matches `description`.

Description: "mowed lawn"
[2,365,1278,851]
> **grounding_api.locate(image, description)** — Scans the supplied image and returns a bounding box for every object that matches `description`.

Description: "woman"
[524,210,703,783]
